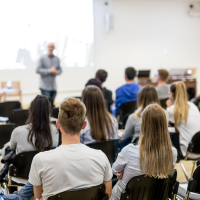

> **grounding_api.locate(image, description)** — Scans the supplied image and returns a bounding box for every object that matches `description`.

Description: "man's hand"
[166,99,173,108]
[116,170,124,179]
[50,66,57,76]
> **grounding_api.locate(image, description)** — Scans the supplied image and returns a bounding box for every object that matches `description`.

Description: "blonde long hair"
[139,104,174,178]
[135,85,160,118]
[82,86,114,142]
[170,81,189,127]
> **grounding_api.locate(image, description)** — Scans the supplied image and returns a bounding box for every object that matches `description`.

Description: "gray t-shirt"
[156,84,170,100]
[121,111,142,142]
[112,144,177,186]
[10,124,59,154]
[80,116,118,144]
[29,144,112,200]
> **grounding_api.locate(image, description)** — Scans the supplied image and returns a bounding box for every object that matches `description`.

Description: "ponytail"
[170,81,189,127]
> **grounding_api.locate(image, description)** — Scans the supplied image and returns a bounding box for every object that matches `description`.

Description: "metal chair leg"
[180,161,189,181]
[184,191,190,200]
[191,160,197,178]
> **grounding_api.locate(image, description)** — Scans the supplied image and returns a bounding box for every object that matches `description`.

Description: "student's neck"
[126,80,134,84]
[158,81,166,86]
[61,132,81,145]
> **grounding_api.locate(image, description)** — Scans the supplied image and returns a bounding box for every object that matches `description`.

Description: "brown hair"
[170,81,189,127]
[139,104,174,178]
[135,85,160,118]
[58,98,86,135]
[158,69,169,81]
[82,86,114,142]
[96,69,108,83]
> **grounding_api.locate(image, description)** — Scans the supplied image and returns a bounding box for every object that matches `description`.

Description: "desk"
[138,76,197,96]
[0,88,19,101]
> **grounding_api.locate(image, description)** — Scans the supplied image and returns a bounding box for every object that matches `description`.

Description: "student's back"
[10,124,58,154]
[29,144,111,200]
[82,86,118,143]
[111,104,177,200]
[167,81,200,156]
[113,67,141,116]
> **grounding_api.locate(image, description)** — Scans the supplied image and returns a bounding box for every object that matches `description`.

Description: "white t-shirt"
[29,144,112,200]
[167,101,200,156]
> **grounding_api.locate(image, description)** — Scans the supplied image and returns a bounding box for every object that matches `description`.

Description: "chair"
[48,184,109,200]
[8,109,29,126]
[87,139,119,166]
[178,131,200,181]
[117,101,137,129]
[120,170,179,200]
[184,166,200,200]
[0,124,16,149]
[7,151,38,189]
[0,101,21,117]
[52,107,59,119]
[169,132,183,161]
[1,82,22,102]
[160,98,168,110]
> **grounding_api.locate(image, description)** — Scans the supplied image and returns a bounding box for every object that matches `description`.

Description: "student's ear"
[82,121,87,130]
[56,120,61,129]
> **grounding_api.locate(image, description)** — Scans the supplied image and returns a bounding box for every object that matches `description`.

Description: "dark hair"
[58,98,86,135]
[26,95,53,152]
[82,86,114,142]
[96,69,108,83]
[158,69,169,81]
[125,67,136,80]
[85,78,104,95]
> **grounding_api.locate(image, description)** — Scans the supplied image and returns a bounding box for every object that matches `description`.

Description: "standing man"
[36,43,62,108]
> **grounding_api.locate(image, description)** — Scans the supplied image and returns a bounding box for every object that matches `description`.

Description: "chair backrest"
[9,151,38,179]
[121,170,178,200]
[52,107,59,119]
[0,124,16,149]
[169,132,183,161]
[48,184,108,200]
[1,82,21,90]
[87,139,118,166]
[187,131,200,154]
[8,109,29,126]
[0,101,21,117]
[192,165,200,193]
[118,101,137,120]
[160,98,168,110]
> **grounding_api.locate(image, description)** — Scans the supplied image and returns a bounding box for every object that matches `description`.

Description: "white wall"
[1,0,200,105]
[93,0,200,98]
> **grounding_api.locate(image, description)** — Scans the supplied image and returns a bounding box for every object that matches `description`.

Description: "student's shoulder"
[85,145,108,159]
[12,125,29,135]
[33,148,59,163]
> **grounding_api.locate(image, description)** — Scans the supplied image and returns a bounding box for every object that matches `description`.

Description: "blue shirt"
[113,83,141,116]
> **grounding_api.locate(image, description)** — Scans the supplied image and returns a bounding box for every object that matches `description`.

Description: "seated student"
[166,81,200,156]
[96,69,113,112]
[156,69,169,100]
[24,98,112,200]
[4,95,59,184]
[118,85,160,142]
[81,86,118,144]
[112,67,141,117]
[10,95,58,154]
[111,104,177,200]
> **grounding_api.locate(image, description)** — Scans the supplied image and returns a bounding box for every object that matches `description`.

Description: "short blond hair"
[58,98,86,135]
